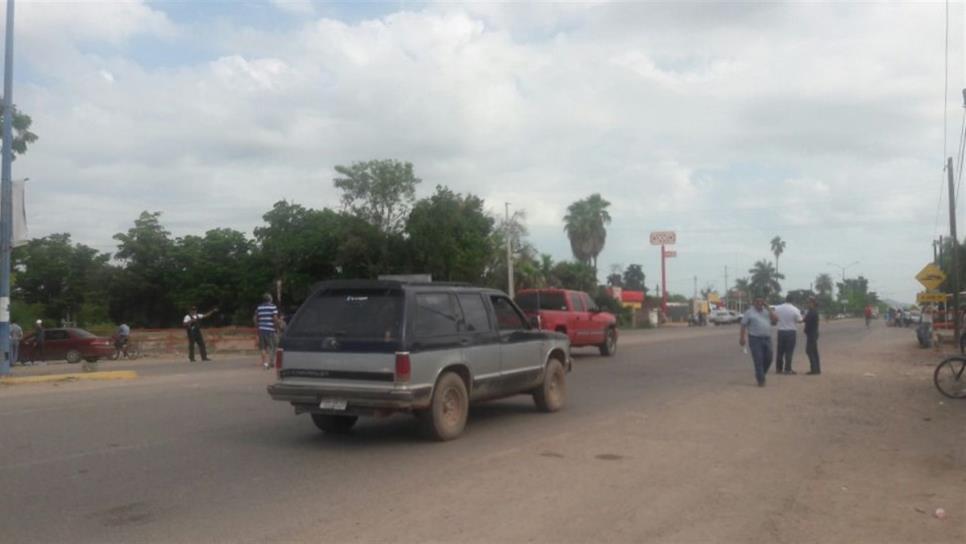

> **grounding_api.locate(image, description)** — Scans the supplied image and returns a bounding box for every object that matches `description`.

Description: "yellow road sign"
[917,292,948,304]
[915,263,947,290]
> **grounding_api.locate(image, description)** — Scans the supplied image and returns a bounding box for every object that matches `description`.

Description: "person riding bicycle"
[114,323,131,359]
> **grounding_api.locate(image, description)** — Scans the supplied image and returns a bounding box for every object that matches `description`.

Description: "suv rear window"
[515,292,568,312]
[287,288,402,348]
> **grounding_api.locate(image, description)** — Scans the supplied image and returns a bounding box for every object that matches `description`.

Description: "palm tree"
[770,236,786,274]
[563,193,612,274]
[748,260,785,299]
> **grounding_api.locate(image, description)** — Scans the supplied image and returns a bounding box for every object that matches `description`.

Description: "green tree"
[770,236,786,275]
[0,105,38,157]
[814,273,835,314]
[333,159,421,234]
[622,264,646,292]
[748,260,784,300]
[563,193,612,274]
[12,233,111,325]
[407,186,494,282]
[785,289,814,308]
[113,211,178,327]
[550,261,597,293]
[836,276,872,314]
[171,228,262,325]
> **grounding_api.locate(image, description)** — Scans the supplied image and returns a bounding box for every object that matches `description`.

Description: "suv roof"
[310,279,483,293]
[517,288,584,294]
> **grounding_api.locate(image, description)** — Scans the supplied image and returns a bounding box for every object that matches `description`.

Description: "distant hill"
[882,298,912,309]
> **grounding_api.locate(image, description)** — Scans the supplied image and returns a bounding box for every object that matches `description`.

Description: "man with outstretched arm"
[184,305,216,362]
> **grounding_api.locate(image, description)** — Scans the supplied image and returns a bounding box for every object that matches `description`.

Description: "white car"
[709,309,742,325]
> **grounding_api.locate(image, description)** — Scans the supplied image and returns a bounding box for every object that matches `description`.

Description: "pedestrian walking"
[804,297,821,375]
[773,294,803,375]
[183,306,216,362]
[739,296,778,387]
[864,304,873,328]
[254,293,280,369]
[31,319,44,363]
[10,321,22,365]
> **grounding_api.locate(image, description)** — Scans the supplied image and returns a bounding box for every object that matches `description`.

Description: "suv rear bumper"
[267,382,433,414]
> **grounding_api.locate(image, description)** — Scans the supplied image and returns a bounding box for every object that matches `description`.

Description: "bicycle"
[110,336,142,361]
[934,356,966,399]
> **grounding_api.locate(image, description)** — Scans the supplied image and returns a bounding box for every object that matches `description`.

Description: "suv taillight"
[275,349,284,377]
[395,352,411,383]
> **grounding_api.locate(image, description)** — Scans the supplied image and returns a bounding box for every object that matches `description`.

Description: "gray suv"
[267,280,572,441]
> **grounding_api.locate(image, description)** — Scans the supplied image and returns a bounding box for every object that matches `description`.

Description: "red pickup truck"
[515,288,618,356]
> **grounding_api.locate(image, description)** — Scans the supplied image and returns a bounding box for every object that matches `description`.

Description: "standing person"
[9,321,22,365]
[253,293,280,370]
[773,295,803,375]
[739,296,778,387]
[31,319,45,363]
[804,297,821,375]
[864,304,873,328]
[183,306,216,362]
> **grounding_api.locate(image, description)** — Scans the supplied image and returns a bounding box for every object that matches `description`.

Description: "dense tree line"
[12,160,623,329]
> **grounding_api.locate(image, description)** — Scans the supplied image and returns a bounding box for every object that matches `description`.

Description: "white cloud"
[10,2,965,302]
[270,0,316,16]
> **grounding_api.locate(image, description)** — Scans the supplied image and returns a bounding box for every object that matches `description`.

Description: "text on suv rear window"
[288,288,402,343]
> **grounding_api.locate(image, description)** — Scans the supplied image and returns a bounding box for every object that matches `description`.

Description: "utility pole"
[693,275,697,299]
[0,0,15,376]
[505,202,514,298]
[724,266,729,307]
[947,157,960,338]
[939,235,945,265]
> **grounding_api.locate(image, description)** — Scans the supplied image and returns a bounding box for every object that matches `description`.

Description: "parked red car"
[515,289,618,356]
[19,327,115,364]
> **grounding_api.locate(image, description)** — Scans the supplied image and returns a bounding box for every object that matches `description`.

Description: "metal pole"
[0,0,14,376]
[947,157,960,338]
[661,244,667,313]
[505,202,514,298]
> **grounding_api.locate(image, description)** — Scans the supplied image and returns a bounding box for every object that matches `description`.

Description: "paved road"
[0,320,961,543]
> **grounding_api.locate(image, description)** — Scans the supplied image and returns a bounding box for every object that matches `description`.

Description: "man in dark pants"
[773,294,803,375]
[183,306,216,362]
[804,297,821,375]
[739,296,779,387]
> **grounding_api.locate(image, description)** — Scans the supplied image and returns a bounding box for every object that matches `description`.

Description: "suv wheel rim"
[441,387,463,427]
[548,366,562,402]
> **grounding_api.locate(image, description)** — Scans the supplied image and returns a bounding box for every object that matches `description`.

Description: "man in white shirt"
[773,294,803,375]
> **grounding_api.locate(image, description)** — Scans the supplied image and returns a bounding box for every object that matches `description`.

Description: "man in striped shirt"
[254,293,281,369]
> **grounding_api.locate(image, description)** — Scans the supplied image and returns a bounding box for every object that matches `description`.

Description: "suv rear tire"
[533,359,566,412]
[311,414,358,434]
[598,328,617,356]
[418,372,468,441]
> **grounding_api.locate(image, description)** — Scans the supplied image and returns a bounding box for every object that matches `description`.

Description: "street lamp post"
[0,0,14,376]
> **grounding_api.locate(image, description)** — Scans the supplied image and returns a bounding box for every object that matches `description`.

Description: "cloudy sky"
[9,0,966,302]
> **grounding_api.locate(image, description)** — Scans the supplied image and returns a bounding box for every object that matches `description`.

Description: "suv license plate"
[319,399,347,411]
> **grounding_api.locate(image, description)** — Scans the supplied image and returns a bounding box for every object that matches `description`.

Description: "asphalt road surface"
[1,320,963,543]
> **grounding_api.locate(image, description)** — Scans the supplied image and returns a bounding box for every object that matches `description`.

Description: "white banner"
[12,179,27,247]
